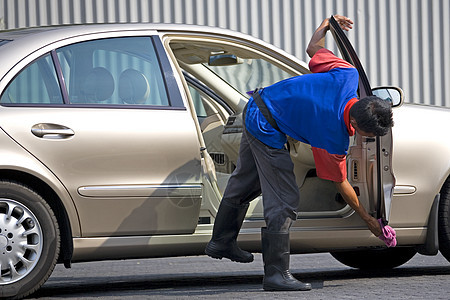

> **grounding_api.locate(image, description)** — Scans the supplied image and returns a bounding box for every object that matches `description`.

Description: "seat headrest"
[118,69,150,104]
[81,67,115,102]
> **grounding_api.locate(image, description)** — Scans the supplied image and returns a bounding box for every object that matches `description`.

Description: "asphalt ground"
[29,252,450,299]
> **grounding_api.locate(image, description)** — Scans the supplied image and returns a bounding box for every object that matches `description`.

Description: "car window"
[204,58,293,95]
[0,54,63,104]
[184,72,233,122]
[56,37,169,106]
[188,85,207,118]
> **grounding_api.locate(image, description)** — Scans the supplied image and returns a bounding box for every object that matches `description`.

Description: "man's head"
[349,96,394,137]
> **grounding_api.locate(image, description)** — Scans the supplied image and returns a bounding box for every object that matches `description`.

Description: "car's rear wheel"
[0,181,60,299]
[438,177,450,263]
[330,247,417,270]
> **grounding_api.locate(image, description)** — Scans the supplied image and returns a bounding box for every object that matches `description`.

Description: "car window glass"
[0,54,63,104]
[56,37,169,106]
[204,58,292,95]
[188,85,207,118]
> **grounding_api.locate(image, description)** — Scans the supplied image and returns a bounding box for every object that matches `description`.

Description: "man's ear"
[350,117,358,128]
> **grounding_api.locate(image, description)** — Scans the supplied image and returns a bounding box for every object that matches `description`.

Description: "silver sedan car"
[0,20,449,299]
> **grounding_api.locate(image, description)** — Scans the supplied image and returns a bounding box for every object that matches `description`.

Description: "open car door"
[329,16,396,224]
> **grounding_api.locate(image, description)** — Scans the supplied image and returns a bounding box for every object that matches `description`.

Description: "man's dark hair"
[349,96,394,136]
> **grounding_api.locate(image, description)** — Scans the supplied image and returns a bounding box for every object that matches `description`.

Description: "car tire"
[0,181,60,299]
[438,176,450,263]
[330,247,417,270]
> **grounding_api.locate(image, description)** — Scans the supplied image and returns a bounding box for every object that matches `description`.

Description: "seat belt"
[252,88,281,132]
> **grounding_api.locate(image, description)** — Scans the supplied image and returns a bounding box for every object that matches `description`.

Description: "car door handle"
[31,123,75,139]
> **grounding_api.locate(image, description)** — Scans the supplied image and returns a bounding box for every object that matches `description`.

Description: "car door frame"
[329,16,396,223]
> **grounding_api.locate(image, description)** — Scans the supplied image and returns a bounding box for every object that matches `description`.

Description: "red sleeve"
[311,147,347,182]
[309,48,354,73]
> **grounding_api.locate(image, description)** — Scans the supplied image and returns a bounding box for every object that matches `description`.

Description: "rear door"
[0,34,202,236]
[329,16,395,223]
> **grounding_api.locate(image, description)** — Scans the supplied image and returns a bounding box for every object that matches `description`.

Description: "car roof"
[0,23,255,44]
[0,23,242,78]
[0,23,307,82]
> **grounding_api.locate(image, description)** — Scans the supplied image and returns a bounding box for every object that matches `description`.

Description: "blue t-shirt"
[244,49,359,182]
[245,50,358,155]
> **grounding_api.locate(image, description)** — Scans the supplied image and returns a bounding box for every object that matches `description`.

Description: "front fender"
[390,104,450,228]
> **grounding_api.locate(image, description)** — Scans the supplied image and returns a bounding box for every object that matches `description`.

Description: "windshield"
[203,58,293,96]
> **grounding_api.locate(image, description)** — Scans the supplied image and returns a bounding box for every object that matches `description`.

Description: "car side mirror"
[372,86,404,107]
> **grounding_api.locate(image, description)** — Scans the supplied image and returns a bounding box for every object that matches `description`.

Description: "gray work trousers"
[221,127,300,231]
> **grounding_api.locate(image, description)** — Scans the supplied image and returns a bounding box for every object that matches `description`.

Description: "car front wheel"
[0,181,60,299]
[330,247,417,270]
[438,177,450,263]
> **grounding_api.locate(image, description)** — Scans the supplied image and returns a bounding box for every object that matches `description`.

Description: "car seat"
[81,67,115,103]
[118,69,150,104]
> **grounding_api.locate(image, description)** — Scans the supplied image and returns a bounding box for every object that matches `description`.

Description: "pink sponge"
[377,219,397,247]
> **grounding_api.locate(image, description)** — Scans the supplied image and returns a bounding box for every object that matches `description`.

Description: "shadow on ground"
[30,265,450,298]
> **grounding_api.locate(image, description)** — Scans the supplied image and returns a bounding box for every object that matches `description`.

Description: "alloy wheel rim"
[0,198,43,284]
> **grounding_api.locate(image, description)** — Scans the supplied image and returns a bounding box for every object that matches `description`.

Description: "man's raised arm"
[306,15,353,58]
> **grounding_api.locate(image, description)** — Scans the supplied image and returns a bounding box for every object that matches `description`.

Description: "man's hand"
[333,15,353,31]
[306,15,353,58]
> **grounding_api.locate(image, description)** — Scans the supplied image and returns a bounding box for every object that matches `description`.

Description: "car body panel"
[0,106,202,238]
[70,225,428,262]
[389,104,450,227]
[0,125,81,236]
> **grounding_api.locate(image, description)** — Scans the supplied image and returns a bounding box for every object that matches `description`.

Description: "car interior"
[169,39,349,219]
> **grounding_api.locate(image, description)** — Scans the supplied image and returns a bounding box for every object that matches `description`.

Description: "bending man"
[205,15,393,291]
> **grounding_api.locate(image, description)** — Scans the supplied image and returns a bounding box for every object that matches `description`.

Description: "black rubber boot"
[261,227,312,291]
[205,201,254,263]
